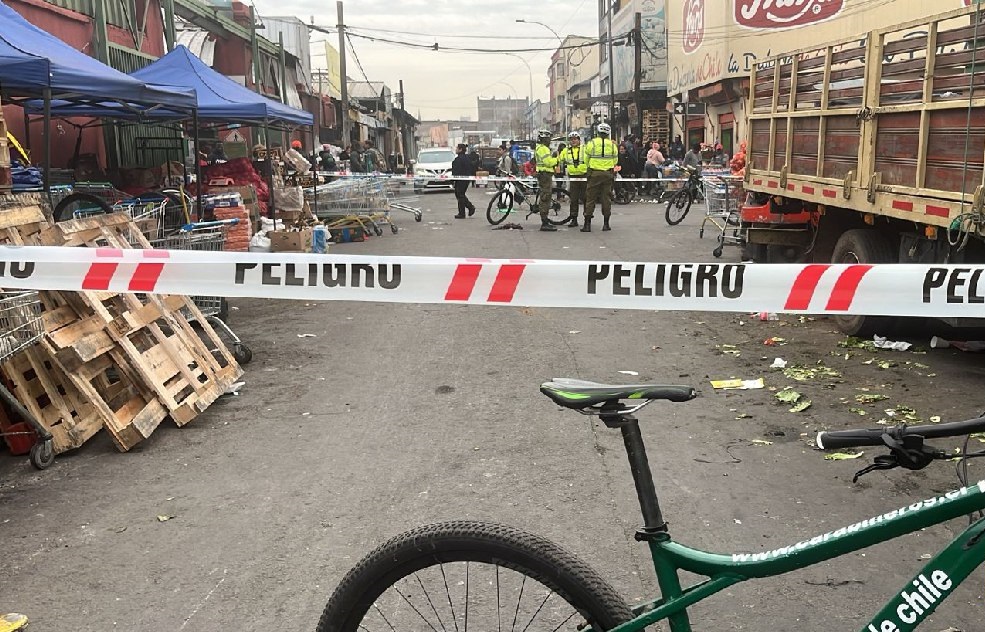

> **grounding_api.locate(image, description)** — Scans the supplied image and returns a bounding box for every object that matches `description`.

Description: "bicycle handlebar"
[816,415,985,450]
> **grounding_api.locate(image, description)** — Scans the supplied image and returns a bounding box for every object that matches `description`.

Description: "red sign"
[682,0,705,53]
[734,0,845,29]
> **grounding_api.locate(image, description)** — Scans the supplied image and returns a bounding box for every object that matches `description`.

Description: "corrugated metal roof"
[259,16,311,91]
[175,28,216,65]
[348,81,389,100]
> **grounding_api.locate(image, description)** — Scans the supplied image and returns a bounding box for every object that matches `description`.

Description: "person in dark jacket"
[452,143,477,218]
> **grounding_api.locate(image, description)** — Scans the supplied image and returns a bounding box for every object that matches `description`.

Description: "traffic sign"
[673,102,706,116]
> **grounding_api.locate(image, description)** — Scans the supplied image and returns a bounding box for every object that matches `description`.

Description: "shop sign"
[734,0,845,29]
[682,0,704,53]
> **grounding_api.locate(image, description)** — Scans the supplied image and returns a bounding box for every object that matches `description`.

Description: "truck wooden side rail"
[743,4,985,334]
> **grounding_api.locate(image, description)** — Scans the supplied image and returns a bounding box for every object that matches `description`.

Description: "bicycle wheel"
[486,189,515,225]
[546,186,574,225]
[665,188,693,226]
[318,521,633,632]
[53,193,113,222]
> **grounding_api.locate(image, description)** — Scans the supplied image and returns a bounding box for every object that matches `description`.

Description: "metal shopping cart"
[149,220,253,365]
[304,176,422,236]
[700,175,745,258]
[0,291,56,469]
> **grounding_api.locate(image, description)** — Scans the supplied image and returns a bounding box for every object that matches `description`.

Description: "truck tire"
[830,229,895,337]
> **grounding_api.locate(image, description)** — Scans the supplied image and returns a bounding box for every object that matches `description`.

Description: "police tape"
[0,246,982,318]
[313,173,694,184]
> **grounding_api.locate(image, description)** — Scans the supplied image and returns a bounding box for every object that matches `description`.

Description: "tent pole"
[43,88,51,197]
[265,120,275,224]
[193,110,203,221]
[22,111,31,153]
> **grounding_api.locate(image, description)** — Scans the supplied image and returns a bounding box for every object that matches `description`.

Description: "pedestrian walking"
[496,145,515,176]
[533,130,559,232]
[669,135,685,161]
[683,142,703,171]
[560,131,587,227]
[363,140,384,173]
[451,143,476,219]
[581,122,618,232]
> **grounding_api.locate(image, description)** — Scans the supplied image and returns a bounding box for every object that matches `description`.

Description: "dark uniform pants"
[584,169,614,219]
[567,178,587,217]
[453,180,474,215]
[535,172,554,217]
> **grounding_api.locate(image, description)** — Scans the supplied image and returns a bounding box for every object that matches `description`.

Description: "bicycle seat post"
[609,411,667,540]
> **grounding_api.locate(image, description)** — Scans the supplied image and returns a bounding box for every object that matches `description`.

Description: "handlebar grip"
[816,428,887,450]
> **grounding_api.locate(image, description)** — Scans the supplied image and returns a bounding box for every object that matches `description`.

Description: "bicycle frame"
[605,480,985,632]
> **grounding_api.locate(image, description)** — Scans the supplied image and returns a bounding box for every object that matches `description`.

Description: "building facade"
[547,36,597,133]
[476,97,529,139]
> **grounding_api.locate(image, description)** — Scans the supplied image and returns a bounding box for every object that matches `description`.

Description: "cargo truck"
[741,5,985,335]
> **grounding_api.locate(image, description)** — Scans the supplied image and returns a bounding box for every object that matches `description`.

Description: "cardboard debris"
[711,378,765,390]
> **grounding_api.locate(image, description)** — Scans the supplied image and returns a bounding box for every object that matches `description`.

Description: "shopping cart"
[0,291,56,469]
[700,175,745,258]
[304,176,422,236]
[149,220,253,365]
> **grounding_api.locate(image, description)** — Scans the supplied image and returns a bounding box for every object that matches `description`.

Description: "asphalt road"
[3,184,985,631]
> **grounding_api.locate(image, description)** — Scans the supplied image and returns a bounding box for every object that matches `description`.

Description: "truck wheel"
[830,229,895,337]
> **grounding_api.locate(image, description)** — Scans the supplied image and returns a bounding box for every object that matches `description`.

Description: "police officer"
[582,122,618,232]
[533,130,559,232]
[560,131,587,227]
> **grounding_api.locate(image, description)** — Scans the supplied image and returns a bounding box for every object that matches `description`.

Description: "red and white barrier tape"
[0,247,982,318]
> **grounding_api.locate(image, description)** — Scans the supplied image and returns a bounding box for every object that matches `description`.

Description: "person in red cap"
[291,139,303,150]
[712,142,730,167]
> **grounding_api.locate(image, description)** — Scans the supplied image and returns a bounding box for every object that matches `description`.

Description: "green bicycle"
[317,378,985,631]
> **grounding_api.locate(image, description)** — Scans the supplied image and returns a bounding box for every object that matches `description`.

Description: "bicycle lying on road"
[485,173,571,226]
[665,165,705,226]
[318,378,985,631]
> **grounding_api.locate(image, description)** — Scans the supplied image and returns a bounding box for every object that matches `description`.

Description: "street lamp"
[516,18,568,132]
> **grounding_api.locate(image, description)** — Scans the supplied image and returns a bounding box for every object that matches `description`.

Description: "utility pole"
[397,79,406,165]
[606,0,616,132]
[633,12,642,140]
[337,1,350,146]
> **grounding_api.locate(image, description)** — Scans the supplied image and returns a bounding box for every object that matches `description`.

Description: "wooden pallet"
[0,205,161,452]
[38,212,242,429]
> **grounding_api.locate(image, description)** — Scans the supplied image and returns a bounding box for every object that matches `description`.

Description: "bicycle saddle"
[540,378,696,410]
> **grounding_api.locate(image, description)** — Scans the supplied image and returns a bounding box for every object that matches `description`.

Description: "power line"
[344,32,372,84]
[343,30,620,54]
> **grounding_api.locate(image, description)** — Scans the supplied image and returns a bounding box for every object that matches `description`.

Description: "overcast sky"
[254,0,600,120]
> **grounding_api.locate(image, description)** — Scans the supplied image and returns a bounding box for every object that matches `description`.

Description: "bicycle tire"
[546,186,574,225]
[53,192,114,222]
[665,188,693,226]
[317,520,633,632]
[486,189,515,225]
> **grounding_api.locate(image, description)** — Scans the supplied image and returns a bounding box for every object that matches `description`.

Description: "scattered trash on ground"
[750,439,773,445]
[824,451,864,460]
[838,337,877,351]
[769,358,788,369]
[297,334,317,338]
[157,515,174,522]
[717,344,741,356]
[775,387,801,403]
[849,407,868,415]
[711,378,765,390]
[568,330,581,334]
[618,370,640,376]
[754,311,779,321]
[789,399,813,413]
[493,222,524,230]
[873,335,912,351]
[764,336,787,346]
[855,393,889,403]
[783,364,841,381]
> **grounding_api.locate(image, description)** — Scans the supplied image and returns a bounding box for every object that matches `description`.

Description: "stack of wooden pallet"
[0,204,243,454]
[0,97,11,194]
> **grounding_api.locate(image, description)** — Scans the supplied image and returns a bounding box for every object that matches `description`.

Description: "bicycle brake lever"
[852,454,899,483]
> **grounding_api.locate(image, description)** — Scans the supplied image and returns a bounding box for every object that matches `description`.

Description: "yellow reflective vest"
[534,144,558,173]
[560,146,588,176]
[584,137,618,171]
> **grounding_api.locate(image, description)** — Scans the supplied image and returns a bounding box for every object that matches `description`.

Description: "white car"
[412,148,456,193]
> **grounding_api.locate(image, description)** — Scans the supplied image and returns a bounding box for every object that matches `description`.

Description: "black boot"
[454,212,466,219]
[467,204,476,217]
[566,214,578,227]
[580,218,592,232]
[602,217,611,231]
[540,217,557,232]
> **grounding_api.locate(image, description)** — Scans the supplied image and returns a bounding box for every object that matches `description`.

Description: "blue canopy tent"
[35,45,313,126]
[0,0,197,192]
[33,45,314,216]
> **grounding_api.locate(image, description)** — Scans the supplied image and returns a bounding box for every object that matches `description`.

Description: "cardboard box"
[328,226,366,243]
[269,228,313,253]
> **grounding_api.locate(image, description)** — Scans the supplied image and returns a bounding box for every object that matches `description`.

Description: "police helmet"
[597,123,611,136]
[568,131,581,140]
[537,130,552,141]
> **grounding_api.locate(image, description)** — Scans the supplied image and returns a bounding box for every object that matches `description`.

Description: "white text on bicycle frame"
[731,481,985,562]
[868,569,953,630]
